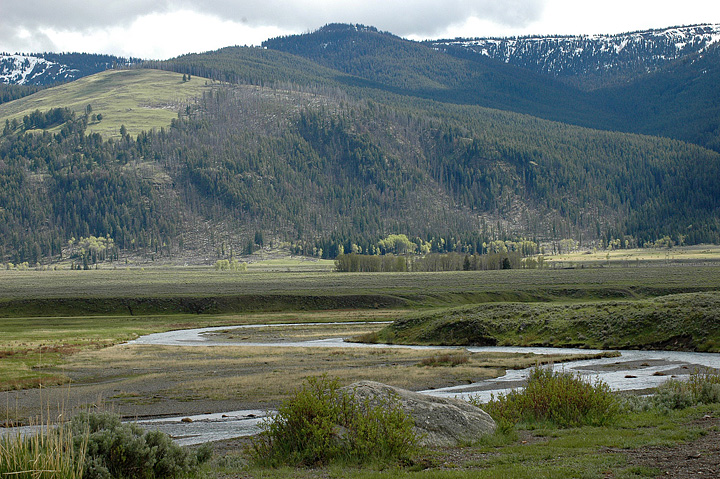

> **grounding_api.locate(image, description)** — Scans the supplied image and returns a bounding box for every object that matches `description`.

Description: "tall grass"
[472,366,619,428]
[0,421,86,479]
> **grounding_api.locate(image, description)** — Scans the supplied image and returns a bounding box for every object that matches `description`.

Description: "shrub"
[419,352,470,367]
[67,411,210,479]
[472,366,618,428]
[250,375,417,467]
[652,368,720,411]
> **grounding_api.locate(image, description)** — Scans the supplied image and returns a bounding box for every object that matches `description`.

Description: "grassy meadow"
[1,263,720,390]
[2,263,720,313]
[205,403,720,479]
[2,261,720,477]
[544,244,720,268]
[0,69,212,139]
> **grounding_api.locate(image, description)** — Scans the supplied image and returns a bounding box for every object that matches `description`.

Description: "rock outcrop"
[341,381,496,447]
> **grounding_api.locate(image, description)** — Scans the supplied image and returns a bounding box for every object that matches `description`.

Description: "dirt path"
[621,415,720,478]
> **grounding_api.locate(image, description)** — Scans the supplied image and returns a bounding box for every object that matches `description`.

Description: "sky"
[2,0,720,60]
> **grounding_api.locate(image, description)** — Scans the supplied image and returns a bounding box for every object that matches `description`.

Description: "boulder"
[341,381,496,447]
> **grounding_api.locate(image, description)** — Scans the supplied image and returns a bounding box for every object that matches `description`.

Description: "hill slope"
[600,42,720,152]
[0,69,211,139]
[427,24,720,152]
[261,24,613,128]
[1,66,719,265]
[1,23,719,264]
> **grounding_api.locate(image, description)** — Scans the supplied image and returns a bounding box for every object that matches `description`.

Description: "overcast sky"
[2,1,720,59]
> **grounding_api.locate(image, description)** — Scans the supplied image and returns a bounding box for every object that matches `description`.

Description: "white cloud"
[0,0,544,57]
[41,10,291,59]
[1,0,720,57]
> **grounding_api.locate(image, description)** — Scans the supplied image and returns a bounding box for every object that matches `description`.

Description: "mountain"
[601,41,720,152]
[0,23,719,266]
[261,24,614,129]
[429,24,720,90]
[260,24,720,153]
[0,52,139,86]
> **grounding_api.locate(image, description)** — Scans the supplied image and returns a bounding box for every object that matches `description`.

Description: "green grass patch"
[0,69,212,139]
[205,405,720,478]
[370,291,720,352]
[0,416,86,479]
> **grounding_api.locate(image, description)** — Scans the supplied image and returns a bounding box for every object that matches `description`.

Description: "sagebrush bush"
[473,366,618,428]
[250,375,417,467]
[652,368,720,411]
[67,411,210,479]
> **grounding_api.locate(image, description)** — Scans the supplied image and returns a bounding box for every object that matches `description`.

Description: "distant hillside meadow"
[0,23,719,265]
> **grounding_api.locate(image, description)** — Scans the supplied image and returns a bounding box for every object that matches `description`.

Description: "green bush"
[67,412,210,479]
[652,368,720,411]
[473,366,618,428]
[250,375,417,467]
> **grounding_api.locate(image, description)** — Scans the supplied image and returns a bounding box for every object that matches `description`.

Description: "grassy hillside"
[0,69,211,139]
[366,291,720,352]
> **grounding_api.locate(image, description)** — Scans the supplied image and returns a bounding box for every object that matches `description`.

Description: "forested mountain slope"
[0,52,138,86]
[427,24,720,152]
[1,23,719,264]
[600,42,720,152]
[261,24,614,129]
[1,70,719,264]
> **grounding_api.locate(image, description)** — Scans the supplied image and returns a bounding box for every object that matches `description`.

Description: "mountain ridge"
[428,23,720,90]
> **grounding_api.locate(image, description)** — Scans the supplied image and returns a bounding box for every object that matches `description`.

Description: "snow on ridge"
[0,54,63,85]
[0,53,87,85]
[429,23,720,77]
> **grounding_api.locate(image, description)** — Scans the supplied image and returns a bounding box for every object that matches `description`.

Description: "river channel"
[122,322,720,445]
[6,322,720,446]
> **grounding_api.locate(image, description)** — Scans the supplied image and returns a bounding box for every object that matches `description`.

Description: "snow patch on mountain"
[0,54,78,85]
[429,24,720,88]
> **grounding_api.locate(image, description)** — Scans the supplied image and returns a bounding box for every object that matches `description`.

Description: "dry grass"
[0,309,405,391]
[544,244,720,266]
[3,321,615,424]
[419,351,470,367]
[60,332,611,409]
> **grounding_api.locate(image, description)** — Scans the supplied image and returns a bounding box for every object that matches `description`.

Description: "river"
[6,322,720,445]
[123,322,720,445]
